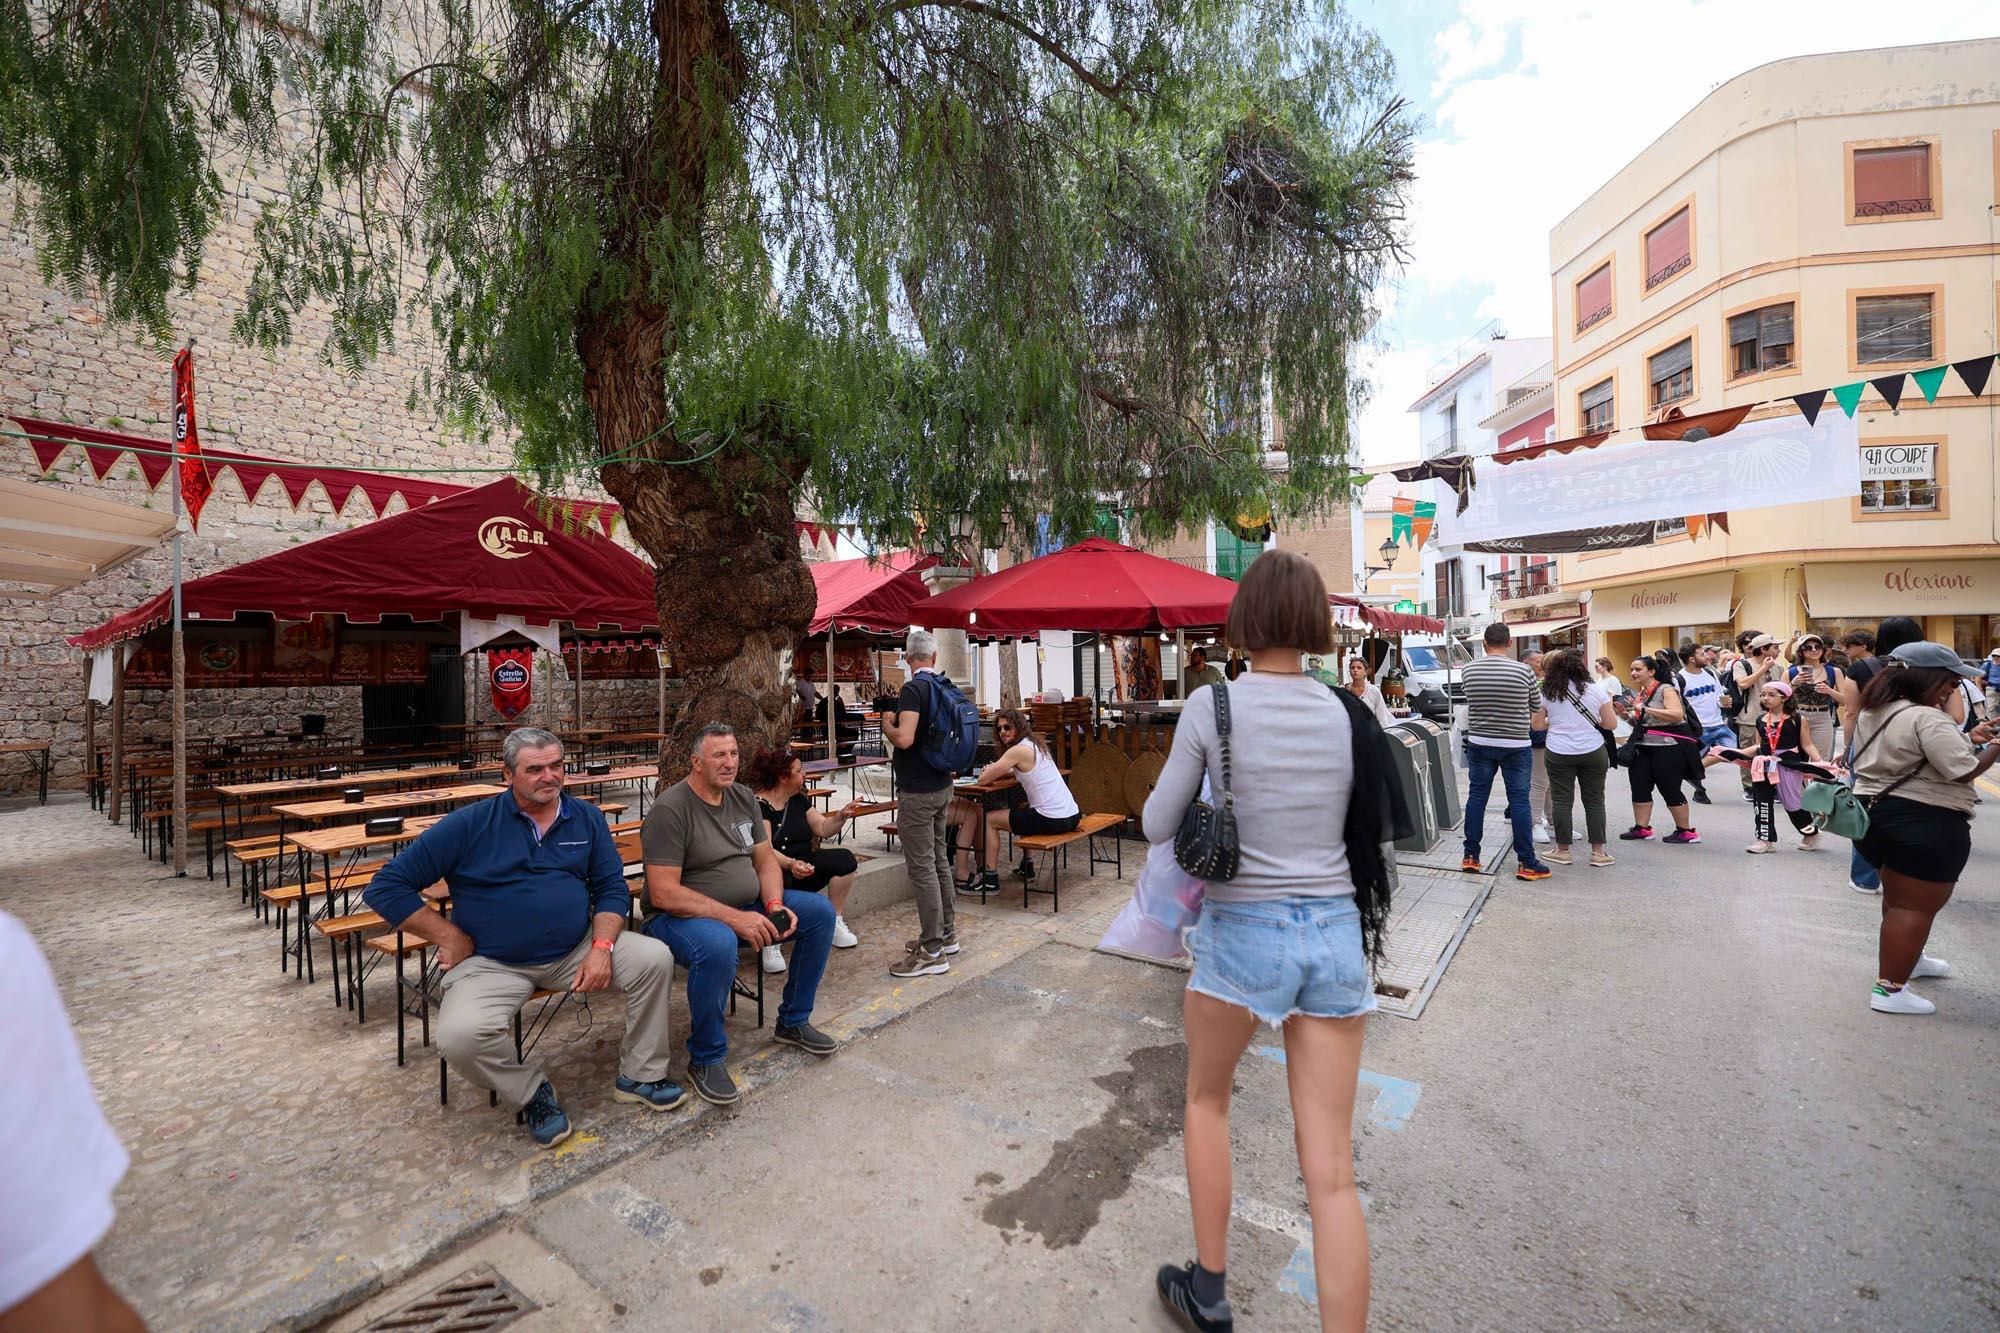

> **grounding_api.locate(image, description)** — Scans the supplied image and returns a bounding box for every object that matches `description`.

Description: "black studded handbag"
[1174,681,1240,881]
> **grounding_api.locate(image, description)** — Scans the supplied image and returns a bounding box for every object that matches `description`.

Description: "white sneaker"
[1746,840,1775,854]
[1850,880,1882,895]
[761,944,787,975]
[1799,833,1820,850]
[1869,984,1935,1015]
[1532,822,1553,845]
[1910,955,1952,980]
[831,916,859,949]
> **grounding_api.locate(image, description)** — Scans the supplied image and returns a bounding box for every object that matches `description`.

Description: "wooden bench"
[1012,813,1127,913]
[225,835,290,904]
[260,864,386,980]
[365,931,436,1066]
[193,812,278,880]
[845,800,897,850]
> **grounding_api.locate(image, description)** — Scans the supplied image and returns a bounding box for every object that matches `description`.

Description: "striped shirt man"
[1462,652,1538,747]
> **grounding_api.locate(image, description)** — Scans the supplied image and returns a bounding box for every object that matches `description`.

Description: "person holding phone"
[642,724,841,1106]
[747,748,864,970]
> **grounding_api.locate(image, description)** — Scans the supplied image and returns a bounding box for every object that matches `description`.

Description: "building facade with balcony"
[1550,39,2000,666]
[1408,329,1554,629]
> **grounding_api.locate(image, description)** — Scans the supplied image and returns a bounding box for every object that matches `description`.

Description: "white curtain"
[87,643,135,705]
[459,613,562,658]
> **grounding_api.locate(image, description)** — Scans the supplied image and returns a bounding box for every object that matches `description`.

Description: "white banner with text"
[1438,414,1860,548]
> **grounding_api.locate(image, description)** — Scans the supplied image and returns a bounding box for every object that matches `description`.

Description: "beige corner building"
[1550,39,2000,666]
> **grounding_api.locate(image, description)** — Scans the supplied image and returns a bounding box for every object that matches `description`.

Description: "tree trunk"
[1000,639,1022,709]
[581,0,807,786]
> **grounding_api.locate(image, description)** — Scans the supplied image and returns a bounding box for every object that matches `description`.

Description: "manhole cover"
[364,1264,536,1332]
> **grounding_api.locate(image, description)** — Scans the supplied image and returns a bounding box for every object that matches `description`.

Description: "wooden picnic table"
[273,780,507,827]
[215,763,503,835]
[0,741,51,804]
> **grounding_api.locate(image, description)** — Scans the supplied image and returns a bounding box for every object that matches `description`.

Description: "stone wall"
[0,132,516,791]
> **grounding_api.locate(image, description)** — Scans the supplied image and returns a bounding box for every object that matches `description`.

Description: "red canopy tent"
[906,537,1238,635]
[808,551,936,635]
[70,479,658,649]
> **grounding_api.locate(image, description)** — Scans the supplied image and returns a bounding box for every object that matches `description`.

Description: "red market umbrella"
[906,537,1238,635]
[808,551,937,635]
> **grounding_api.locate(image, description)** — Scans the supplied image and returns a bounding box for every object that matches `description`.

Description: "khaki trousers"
[436,932,676,1109]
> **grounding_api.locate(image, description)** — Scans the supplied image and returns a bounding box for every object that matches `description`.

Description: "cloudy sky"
[1345,0,2000,467]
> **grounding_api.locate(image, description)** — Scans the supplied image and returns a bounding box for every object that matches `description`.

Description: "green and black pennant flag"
[1791,389,1826,426]
[1831,382,1866,417]
[1910,366,1948,404]
[1953,355,1994,399]
[1870,374,1906,411]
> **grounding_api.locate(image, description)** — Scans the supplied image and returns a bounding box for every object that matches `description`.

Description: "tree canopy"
[2,0,1413,759]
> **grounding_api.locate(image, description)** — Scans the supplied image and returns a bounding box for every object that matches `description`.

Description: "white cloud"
[1360,2,2000,462]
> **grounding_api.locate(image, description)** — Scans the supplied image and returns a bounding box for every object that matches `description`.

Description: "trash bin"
[1393,718,1463,833]
[1381,725,1440,853]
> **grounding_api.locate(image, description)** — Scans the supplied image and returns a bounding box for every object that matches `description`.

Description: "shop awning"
[1587,571,1735,632]
[1329,593,1445,634]
[0,476,176,600]
[1804,559,2000,619]
[1502,615,1586,638]
[70,479,660,648]
[808,551,937,635]
[907,538,1238,634]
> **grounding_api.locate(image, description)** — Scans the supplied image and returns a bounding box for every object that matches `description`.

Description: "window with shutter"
[1579,378,1615,433]
[1574,263,1612,333]
[1644,207,1691,288]
[1213,526,1266,582]
[1648,338,1694,406]
[1851,143,1934,218]
[1729,302,1796,379]
[1855,293,1933,364]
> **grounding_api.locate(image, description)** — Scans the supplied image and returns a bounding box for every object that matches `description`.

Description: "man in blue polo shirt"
[364,727,681,1147]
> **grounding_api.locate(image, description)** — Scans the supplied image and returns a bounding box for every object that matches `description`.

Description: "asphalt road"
[332,779,2000,1332]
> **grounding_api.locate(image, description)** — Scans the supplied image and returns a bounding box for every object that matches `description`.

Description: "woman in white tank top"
[949,708,1080,892]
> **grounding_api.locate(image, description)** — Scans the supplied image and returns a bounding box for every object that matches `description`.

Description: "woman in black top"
[747,749,864,967]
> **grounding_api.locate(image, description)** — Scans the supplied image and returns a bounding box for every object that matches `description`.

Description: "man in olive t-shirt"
[640,724,839,1105]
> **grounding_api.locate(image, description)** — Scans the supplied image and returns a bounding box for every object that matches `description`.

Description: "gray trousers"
[898,784,957,951]
[1529,745,1551,822]
[436,931,676,1109]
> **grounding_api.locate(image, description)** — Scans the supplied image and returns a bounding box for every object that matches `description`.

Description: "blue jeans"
[642,889,835,1065]
[1464,742,1542,870]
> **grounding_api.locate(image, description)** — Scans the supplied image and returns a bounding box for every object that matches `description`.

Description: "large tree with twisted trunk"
[1,0,1412,776]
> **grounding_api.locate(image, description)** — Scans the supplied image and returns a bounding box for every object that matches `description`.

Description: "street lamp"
[1358,536,1399,591]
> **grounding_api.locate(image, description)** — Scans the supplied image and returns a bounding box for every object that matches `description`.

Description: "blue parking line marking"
[1250,1047,1422,1132]
[1277,1231,1318,1305]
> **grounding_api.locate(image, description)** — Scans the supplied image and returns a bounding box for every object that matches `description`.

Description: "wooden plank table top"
[283,767,659,855]
[802,756,889,776]
[217,763,499,801]
[0,741,51,754]
[274,781,506,825]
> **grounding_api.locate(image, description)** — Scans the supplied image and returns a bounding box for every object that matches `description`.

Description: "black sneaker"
[1156,1262,1233,1332]
[521,1080,572,1148]
[773,1021,839,1056]
[1691,787,1712,805]
[688,1062,741,1106]
[1015,856,1036,881]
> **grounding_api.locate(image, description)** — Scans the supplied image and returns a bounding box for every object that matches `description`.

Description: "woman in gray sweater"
[1141,550,1372,1333]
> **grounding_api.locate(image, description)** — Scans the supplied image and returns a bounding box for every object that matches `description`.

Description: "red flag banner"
[488,646,534,719]
[172,347,213,530]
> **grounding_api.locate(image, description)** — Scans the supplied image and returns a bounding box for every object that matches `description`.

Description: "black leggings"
[1627,744,1688,808]
[1751,782,1816,843]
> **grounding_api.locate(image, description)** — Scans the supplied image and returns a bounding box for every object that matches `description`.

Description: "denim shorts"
[1186,895,1375,1026]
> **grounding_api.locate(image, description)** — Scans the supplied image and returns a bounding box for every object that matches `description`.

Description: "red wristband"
[592,938,614,952]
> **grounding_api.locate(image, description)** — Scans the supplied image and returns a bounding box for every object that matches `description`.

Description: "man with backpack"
[882,629,980,978]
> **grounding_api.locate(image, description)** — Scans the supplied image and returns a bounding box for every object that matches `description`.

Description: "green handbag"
[1799,706,1921,841]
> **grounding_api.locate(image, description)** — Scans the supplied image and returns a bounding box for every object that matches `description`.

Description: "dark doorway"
[362,647,464,748]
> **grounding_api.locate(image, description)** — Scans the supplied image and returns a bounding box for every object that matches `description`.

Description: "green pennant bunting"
[1413,500,1437,520]
[1910,365,1947,404]
[1390,512,1411,544]
[1831,381,1866,418]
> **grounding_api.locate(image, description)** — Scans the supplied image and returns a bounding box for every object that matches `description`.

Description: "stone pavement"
[9,759,1999,1330]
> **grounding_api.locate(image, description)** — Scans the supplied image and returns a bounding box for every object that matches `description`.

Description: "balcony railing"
[1856,197,1933,217]
[1490,563,1561,604]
